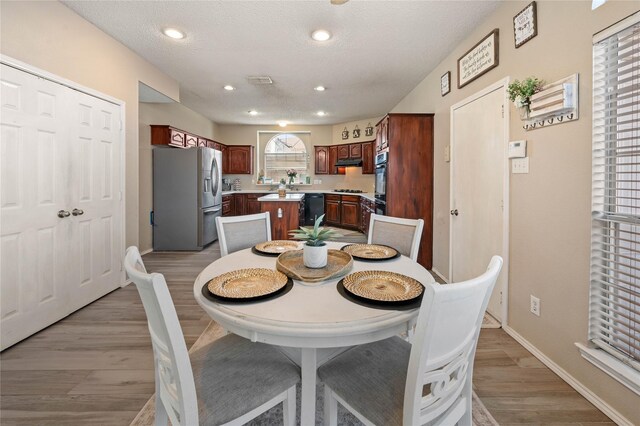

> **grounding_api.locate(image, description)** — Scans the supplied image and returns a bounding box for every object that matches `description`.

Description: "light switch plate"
[512,157,529,174]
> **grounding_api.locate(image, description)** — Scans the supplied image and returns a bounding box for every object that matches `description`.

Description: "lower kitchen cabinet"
[234,194,247,215]
[360,198,374,234]
[260,200,303,240]
[324,195,341,225]
[222,195,234,216]
[247,193,267,215]
[340,195,360,229]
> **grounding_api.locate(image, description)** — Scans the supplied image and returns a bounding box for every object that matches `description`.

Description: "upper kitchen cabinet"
[337,144,350,160]
[361,141,374,174]
[224,145,254,174]
[378,113,434,268]
[314,146,329,174]
[375,116,389,153]
[151,125,186,148]
[349,143,362,159]
[329,146,343,175]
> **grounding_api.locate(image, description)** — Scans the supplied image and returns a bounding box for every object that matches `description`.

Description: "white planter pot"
[303,244,328,268]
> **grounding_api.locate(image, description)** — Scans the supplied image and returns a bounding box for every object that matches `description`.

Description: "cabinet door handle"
[72,208,84,216]
[58,210,71,218]
[450,209,459,216]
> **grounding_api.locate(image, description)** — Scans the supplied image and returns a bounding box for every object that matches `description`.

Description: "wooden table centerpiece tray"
[252,240,300,257]
[202,268,293,303]
[336,271,424,310]
[341,244,400,261]
[276,249,353,283]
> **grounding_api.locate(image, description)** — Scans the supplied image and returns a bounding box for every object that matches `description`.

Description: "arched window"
[263,133,308,182]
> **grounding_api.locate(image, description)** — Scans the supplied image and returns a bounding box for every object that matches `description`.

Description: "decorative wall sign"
[457,29,499,89]
[342,127,349,140]
[441,71,451,96]
[365,123,374,137]
[513,2,537,48]
[353,125,361,138]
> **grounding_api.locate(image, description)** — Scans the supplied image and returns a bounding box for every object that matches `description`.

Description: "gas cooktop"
[334,189,364,193]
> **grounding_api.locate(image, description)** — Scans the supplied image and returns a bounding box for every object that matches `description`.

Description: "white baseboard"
[502,325,632,426]
[139,248,153,256]
[430,267,449,283]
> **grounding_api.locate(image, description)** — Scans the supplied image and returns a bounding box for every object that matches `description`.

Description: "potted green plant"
[289,214,342,268]
[507,77,544,119]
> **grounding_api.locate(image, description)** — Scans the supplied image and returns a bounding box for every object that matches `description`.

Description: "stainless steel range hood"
[335,158,363,167]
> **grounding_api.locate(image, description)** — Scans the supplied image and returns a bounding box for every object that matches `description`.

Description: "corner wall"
[0,1,180,249]
[391,1,639,422]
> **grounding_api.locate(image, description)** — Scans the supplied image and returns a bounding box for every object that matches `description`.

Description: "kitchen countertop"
[257,193,305,202]
[222,190,376,202]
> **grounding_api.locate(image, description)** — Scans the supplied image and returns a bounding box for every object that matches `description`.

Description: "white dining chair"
[319,256,503,426]
[216,212,272,257]
[124,246,298,426]
[367,213,424,261]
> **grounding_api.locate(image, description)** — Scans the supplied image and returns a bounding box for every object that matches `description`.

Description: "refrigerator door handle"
[204,206,222,213]
[211,157,219,196]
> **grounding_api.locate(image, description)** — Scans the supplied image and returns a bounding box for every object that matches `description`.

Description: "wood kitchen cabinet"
[360,197,374,234]
[234,194,247,215]
[376,113,434,268]
[151,125,187,148]
[337,145,350,160]
[185,133,198,148]
[225,146,254,174]
[260,200,304,240]
[362,141,374,174]
[349,144,362,159]
[222,195,234,216]
[314,146,329,174]
[340,195,361,229]
[329,146,343,175]
[324,194,341,225]
[246,193,268,215]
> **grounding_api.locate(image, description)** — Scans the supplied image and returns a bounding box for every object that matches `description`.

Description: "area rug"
[131,322,499,426]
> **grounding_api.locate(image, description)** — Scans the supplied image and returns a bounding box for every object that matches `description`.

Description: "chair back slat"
[216,212,271,256]
[124,247,198,426]
[404,256,503,425]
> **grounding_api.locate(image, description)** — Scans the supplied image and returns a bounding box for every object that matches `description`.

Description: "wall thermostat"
[508,140,527,159]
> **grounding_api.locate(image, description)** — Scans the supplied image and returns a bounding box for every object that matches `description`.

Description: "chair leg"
[154,394,169,426]
[323,385,338,426]
[282,385,296,426]
[458,381,473,425]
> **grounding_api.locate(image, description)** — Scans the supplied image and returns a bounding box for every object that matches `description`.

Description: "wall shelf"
[523,73,579,131]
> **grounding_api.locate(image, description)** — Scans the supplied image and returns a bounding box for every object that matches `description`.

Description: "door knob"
[58,210,71,218]
[72,208,84,216]
[450,209,459,216]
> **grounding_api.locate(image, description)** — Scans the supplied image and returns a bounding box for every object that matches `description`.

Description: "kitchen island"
[258,193,305,240]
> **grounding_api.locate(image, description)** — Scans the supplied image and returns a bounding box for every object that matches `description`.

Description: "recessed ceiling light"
[314,86,326,92]
[162,28,185,39]
[278,121,288,127]
[223,85,235,91]
[248,110,258,116]
[317,111,327,116]
[311,29,332,42]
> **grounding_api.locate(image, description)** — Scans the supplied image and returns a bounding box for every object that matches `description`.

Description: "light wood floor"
[0,242,613,425]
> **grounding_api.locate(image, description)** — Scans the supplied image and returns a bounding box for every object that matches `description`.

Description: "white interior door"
[0,63,123,350]
[450,84,507,322]
[68,90,122,311]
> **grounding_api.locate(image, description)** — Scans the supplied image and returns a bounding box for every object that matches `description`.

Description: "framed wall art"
[513,1,537,48]
[457,29,499,89]
[352,125,361,139]
[341,127,349,140]
[441,71,451,96]
[365,123,374,137]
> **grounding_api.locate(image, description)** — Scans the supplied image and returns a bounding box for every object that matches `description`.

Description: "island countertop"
[257,193,305,202]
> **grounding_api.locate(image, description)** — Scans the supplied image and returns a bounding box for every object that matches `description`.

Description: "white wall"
[391,1,639,422]
[0,1,180,248]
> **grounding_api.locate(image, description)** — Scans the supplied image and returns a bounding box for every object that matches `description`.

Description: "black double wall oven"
[374,151,387,215]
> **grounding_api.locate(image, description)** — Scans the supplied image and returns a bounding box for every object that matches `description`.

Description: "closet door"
[67,90,122,311]
[0,64,73,349]
[0,63,123,350]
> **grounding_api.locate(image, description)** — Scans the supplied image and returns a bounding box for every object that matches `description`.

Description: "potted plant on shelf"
[289,214,342,268]
[507,77,544,120]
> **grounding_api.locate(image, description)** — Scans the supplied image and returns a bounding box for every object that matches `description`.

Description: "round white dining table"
[193,241,435,425]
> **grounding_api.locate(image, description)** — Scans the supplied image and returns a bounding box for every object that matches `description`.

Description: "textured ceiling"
[63,1,500,125]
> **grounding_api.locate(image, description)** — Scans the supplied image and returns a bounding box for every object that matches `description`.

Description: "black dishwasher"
[304,193,325,225]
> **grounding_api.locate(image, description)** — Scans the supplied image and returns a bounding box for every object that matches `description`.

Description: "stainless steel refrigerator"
[153,147,222,250]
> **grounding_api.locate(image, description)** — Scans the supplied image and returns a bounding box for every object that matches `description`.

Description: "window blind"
[590,17,640,370]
